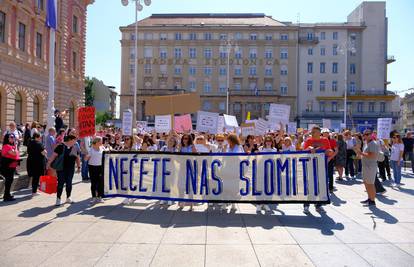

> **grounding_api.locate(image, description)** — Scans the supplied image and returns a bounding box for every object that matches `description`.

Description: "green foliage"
[96,111,113,125]
[84,77,95,107]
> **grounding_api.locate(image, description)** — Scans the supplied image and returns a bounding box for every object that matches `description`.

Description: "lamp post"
[339,40,356,129]
[121,0,152,123]
[220,38,238,115]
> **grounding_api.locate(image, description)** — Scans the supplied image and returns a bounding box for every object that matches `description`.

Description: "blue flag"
[46,0,57,29]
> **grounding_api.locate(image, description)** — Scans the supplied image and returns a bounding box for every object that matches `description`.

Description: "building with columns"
[0,0,93,132]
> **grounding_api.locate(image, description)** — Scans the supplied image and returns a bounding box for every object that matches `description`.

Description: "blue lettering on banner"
[276,158,289,196]
[299,157,310,195]
[129,157,138,191]
[251,159,262,196]
[186,160,198,194]
[152,158,161,192]
[211,160,223,195]
[120,157,128,191]
[292,158,297,195]
[239,160,250,196]
[139,158,149,192]
[200,159,209,195]
[109,158,119,190]
[312,157,319,196]
[264,159,275,195]
[161,158,171,193]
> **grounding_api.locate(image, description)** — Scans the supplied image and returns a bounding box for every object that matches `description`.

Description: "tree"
[96,111,113,126]
[84,77,95,106]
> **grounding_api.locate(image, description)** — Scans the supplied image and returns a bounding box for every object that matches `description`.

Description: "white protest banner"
[136,121,148,133]
[122,110,133,136]
[217,116,225,134]
[287,122,297,134]
[322,119,331,129]
[268,117,282,131]
[196,111,219,133]
[104,151,329,203]
[241,123,255,137]
[377,118,392,139]
[255,118,268,135]
[269,104,290,124]
[155,115,172,133]
[224,114,239,128]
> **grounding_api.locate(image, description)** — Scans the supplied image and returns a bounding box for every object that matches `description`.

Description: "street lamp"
[121,0,152,123]
[339,40,356,129]
[220,37,239,115]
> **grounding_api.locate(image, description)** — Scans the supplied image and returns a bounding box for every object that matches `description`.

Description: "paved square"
[1,172,414,267]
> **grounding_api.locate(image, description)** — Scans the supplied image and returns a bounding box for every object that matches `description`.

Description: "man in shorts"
[356,130,379,206]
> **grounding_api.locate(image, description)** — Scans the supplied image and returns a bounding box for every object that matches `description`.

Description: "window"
[220,33,227,40]
[0,11,4,43]
[130,33,136,40]
[263,82,271,91]
[37,0,45,10]
[250,33,257,40]
[219,67,227,76]
[249,48,257,59]
[332,62,338,73]
[72,51,77,71]
[234,83,241,90]
[72,15,78,33]
[175,33,182,40]
[160,65,167,74]
[307,62,313,73]
[380,102,386,113]
[332,102,338,112]
[264,49,273,59]
[33,96,40,122]
[219,50,227,59]
[203,82,211,93]
[144,33,153,40]
[333,32,338,40]
[219,102,226,111]
[307,80,313,91]
[306,101,313,112]
[349,82,356,93]
[280,65,288,75]
[320,62,326,73]
[265,66,272,76]
[160,33,167,40]
[36,33,42,59]
[189,66,196,76]
[144,64,152,75]
[234,67,242,76]
[18,22,26,51]
[204,32,212,40]
[204,48,212,59]
[219,83,227,93]
[160,48,167,59]
[332,81,338,92]
[369,102,375,113]
[280,33,288,40]
[174,66,181,75]
[249,66,257,76]
[174,48,182,59]
[320,47,326,56]
[320,81,326,91]
[307,48,313,55]
[203,101,211,110]
[235,50,242,59]
[204,67,212,76]
[189,81,196,92]
[189,32,197,40]
[14,93,22,124]
[189,48,197,59]
[307,32,314,40]
[129,47,135,59]
[265,34,272,41]
[280,48,288,59]
[280,83,288,95]
[320,32,325,40]
[319,101,325,112]
[144,47,152,58]
[129,64,135,75]
[350,63,356,74]
[333,44,338,55]
[357,102,363,112]
[235,32,242,40]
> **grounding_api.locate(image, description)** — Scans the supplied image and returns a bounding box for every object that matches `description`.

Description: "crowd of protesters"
[0,114,412,215]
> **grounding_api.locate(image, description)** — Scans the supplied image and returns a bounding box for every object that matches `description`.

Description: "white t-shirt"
[282,145,296,152]
[88,146,104,166]
[259,147,277,152]
[390,143,404,161]
[346,138,356,149]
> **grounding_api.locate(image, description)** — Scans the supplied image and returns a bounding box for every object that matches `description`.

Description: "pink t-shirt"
[1,144,20,168]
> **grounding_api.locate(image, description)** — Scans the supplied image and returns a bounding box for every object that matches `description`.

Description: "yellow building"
[119,13,298,123]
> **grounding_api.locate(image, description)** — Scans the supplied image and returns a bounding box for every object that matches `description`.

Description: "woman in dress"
[27,132,47,196]
[335,134,347,180]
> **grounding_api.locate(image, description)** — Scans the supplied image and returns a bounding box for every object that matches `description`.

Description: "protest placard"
[322,119,332,129]
[255,118,268,135]
[155,115,172,133]
[287,122,297,134]
[122,110,133,136]
[217,116,225,134]
[241,123,256,137]
[174,114,192,133]
[77,107,95,138]
[223,114,239,128]
[377,118,392,139]
[196,111,219,133]
[136,121,148,133]
[269,104,290,124]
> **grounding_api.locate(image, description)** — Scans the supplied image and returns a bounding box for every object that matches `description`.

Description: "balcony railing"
[301,111,399,119]
[347,89,391,96]
[229,89,279,96]
[135,88,187,96]
[298,36,319,44]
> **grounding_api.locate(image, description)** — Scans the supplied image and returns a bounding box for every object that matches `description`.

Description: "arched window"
[33,96,40,122]
[15,93,23,124]
[69,103,75,128]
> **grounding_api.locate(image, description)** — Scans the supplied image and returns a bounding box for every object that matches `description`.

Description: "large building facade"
[119,2,397,128]
[0,0,93,132]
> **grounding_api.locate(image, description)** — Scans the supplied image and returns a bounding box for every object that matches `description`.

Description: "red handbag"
[39,175,57,194]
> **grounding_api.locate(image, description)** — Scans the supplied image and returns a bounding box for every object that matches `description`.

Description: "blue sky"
[85,0,414,95]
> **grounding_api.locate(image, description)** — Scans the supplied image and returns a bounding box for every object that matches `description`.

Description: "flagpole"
[46,0,57,129]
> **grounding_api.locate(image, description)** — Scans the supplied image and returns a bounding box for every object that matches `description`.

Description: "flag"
[46,0,57,29]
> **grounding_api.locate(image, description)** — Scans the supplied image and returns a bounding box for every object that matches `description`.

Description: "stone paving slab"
[0,171,414,266]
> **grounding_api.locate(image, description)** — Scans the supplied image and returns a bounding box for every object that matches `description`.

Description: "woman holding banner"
[179,134,197,153]
[85,136,106,204]
[259,136,277,152]
[225,134,244,212]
